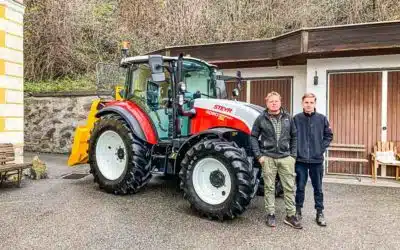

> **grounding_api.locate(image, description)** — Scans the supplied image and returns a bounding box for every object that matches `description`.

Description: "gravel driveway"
[0,153,399,250]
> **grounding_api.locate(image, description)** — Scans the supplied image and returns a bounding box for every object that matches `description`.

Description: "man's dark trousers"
[295,162,324,212]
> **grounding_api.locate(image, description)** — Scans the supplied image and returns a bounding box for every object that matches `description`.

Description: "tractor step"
[152,153,176,159]
[152,155,166,159]
[158,140,172,146]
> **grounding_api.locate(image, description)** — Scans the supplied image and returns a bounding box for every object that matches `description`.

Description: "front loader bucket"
[67,126,91,166]
[67,99,101,166]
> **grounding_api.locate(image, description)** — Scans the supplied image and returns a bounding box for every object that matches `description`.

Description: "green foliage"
[24,75,96,93]
[30,156,48,180]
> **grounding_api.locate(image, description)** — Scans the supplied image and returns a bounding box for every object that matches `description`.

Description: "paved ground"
[1,153,399,250]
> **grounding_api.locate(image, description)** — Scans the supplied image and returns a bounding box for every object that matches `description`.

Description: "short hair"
[302,92,317,102]
[265,91,281,102]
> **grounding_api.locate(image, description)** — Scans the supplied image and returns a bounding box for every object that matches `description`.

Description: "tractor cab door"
[127,64,171,140]
[179,60,215,137]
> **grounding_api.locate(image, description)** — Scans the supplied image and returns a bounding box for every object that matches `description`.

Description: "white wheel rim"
[192,158,232,205]
[95,130,127,181]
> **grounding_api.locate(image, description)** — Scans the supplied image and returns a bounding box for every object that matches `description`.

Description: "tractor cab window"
[183,60,216,99]
[129,64,170,109]
[128,64,171,139]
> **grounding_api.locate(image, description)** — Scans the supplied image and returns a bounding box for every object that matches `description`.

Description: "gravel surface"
[0,153,399,250]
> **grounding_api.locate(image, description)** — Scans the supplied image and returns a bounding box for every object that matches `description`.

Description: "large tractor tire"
[88,114,152,195]
[179,139,255,220]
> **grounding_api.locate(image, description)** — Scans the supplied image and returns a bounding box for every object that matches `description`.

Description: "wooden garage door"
[387,71,400,176]
[328,72,382,175]
[388,71,400,143]
[226,81,247,102]
[250,78,292,113]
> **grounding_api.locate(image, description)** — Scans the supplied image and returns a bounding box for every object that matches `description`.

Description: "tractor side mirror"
[193,91,201,99]
[149,55,165,82]
[236,70,242,90]
[232,88,239,97]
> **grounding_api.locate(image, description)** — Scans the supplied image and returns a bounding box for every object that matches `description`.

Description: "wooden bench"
[0,143,32,187]
[326,143,368,180]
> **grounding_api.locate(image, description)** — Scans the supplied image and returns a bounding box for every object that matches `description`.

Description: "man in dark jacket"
[250,91,302,229]
[293,93,333,227]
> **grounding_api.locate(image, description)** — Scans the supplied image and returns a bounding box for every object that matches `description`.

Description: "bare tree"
[23,0,400,82]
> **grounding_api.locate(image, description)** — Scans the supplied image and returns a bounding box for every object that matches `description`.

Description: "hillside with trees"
[23,0,400,91]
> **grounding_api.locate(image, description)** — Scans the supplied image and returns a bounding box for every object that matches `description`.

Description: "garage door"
[250,78,292,113]
[328,72,382,175]
[388,71,400,143]
[387,71,400,176]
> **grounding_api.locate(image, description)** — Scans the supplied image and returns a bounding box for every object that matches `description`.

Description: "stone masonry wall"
[24,92,111,154]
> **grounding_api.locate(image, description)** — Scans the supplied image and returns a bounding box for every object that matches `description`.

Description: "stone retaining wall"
[24,91,112,153]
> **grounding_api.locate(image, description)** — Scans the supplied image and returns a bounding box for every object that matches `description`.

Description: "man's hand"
[258,156,266,165]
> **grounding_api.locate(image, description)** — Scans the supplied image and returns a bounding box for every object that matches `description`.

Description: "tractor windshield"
[126,59,228,107]
[182,59,219,99]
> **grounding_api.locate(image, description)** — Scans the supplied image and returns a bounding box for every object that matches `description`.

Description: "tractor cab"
[118,53,242,140]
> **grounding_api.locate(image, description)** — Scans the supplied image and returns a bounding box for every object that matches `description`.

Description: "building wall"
[307,54,400,177]
[306,54,400,116]
[222,65,307,115]
[221,54,400,117]
[0,0,24,162]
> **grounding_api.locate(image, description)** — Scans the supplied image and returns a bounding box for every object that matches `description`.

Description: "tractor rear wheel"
[179,139,255,220]
[88,114,152,195]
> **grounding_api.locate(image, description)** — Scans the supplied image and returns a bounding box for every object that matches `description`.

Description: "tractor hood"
[192,98,264,134]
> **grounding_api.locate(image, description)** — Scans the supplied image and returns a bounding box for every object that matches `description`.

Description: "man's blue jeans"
[295,162,324,212]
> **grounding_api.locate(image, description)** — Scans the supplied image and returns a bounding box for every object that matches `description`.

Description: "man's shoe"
[284,215,303,229]
[266,214,276,227]
[316,212,327,227]
[295,208,302,221]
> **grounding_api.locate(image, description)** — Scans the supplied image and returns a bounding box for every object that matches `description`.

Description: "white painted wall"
[222,65,307,115]
[0,18,23,36]
[0,75,23,90]
[306,54,400,116]
[220,54,400,118]
[0,0,25,163]
[4,3,23,24]
[0,47,23,63]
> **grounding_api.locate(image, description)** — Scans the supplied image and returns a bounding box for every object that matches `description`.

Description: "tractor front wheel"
[88,114,151,195]
[179,140,255,220]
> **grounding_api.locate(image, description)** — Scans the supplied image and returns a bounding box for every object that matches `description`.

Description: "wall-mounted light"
[314,71,318,85]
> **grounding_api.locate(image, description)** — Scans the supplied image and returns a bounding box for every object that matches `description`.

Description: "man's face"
[266,95,281,112]
[302,97,316,113]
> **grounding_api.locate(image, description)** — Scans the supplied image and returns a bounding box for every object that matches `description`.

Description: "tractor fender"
[96,106,150,144]
[174,127,240,172]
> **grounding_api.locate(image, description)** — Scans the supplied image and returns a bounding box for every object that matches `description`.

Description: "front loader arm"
[67,99,102,166]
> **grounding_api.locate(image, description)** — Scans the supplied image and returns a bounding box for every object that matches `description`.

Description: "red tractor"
[68,44,282,220]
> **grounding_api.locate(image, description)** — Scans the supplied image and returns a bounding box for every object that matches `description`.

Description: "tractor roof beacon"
[68,42,272,221]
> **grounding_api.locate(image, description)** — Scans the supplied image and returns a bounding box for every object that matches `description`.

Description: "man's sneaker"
[295,208,302,221]
[316,212,327,227]
[284,215,303,229]
[266,214,276,227]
